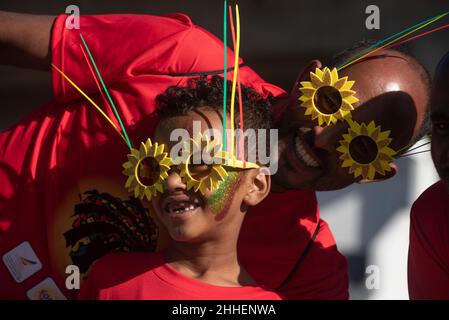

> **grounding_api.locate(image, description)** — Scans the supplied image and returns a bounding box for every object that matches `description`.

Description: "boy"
[408,51,449,299]
[77,76,279,299]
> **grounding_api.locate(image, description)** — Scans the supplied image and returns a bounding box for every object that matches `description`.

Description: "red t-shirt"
[77,252,281,300]
[241,190,348,299]
[408,180,449,299]
[0,13,347,300]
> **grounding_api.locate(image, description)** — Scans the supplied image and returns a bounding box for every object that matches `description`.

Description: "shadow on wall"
[317,156,412,295]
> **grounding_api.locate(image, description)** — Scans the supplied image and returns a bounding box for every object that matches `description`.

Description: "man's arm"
[0,11,55,70]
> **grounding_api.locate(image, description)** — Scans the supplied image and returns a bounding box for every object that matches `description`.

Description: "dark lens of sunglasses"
[314,86,342,114]
[137,157,161,186]
[188,153,213,180]
[349,135,378,164]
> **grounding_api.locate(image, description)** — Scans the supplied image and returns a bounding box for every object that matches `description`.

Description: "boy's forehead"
[154,108,225,142]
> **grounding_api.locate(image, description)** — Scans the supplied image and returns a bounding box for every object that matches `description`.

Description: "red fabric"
[77,252,281,300]
[408,180,449,299]
[0,13,347,300]
[240,191,348,299]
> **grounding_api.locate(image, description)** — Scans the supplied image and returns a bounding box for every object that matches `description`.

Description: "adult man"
[408,51,449,299]
[0,12,430,299]
[240,43,430,298]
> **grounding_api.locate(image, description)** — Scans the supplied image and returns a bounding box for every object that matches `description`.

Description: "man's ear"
[243,168,271,207]
[290,60,323,96]
[357,162,398,184]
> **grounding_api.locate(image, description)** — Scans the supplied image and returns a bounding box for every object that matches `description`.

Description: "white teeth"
[295,136,319,168]
[166,202,198,214]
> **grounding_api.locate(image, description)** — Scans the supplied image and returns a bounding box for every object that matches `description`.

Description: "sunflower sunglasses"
[122,133,259,201]
[298,67,397,181]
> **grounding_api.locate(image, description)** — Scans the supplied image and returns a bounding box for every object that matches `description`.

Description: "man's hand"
[0,11,55,70]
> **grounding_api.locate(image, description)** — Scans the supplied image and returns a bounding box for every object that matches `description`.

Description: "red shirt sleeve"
[51,13,285,102]
[52,13,191,101]
[408,181,449,299]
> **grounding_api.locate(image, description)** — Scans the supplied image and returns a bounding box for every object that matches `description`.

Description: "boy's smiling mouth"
[161,192,204,219]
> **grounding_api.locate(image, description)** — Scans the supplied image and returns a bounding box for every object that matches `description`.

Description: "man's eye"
[433,122,449,134]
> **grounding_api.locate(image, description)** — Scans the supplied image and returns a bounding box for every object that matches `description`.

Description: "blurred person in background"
[408,50,449,299]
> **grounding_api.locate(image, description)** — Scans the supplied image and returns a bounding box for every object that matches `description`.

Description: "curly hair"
[155,75,273,132]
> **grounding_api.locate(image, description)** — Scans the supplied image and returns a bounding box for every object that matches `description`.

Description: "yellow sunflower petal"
[186,179,196,191]
[145,138,152,151]
[367,166,376,180]
[340,90,356,98]
[300,87,316,97]
[361,166,369,179]
[338,119,397,180]
[377,139,392,149]
[125,175,135,188]
[139,142,148,158]
[155,183,163,194]
[300,81,314,89]
[322,68,332,85]
[131,148,140,159]
[122,166,134,176]
[360,124,368,135]
[315,68,324,78]
[341,80,355,91]
[134,186,141,199]
[336,145,347,154]
[341,159,353,168]
[333,76,348,90]
[214,165,229,180]
[366,121,376,133]
[330,68,339,85]
[343,95,359,105]
[372,160,385,175]
[310,72,324,88]
[354,166,363,177]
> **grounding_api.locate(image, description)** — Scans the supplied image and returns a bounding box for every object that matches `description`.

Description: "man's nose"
[313,126,327,149]
[313,124,345,151]
[164,169,187,193]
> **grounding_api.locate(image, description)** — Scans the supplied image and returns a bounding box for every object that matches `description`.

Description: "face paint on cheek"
[207,171,241,219]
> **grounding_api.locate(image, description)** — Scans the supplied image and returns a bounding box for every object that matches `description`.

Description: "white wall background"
[317,139,439,299]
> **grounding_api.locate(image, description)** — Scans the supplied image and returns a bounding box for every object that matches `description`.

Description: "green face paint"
[207,171,240,218]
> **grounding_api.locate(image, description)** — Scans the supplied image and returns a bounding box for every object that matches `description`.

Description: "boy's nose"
[164,169,187,193]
